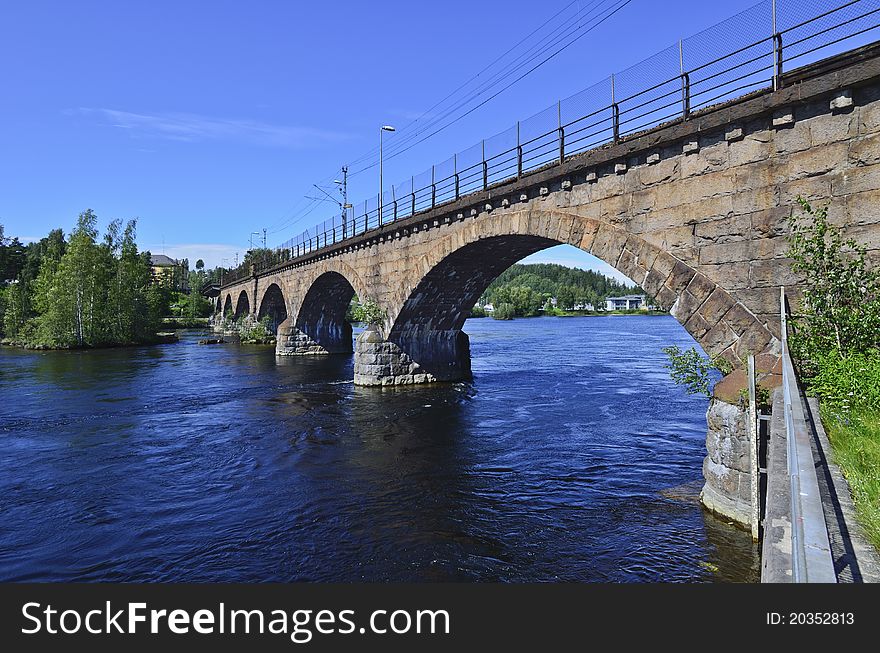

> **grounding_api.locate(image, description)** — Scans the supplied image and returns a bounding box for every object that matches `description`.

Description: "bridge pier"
[275,317,353,356]
[353,328,471,386]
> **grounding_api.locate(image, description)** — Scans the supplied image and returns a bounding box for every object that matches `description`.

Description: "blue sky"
[0,0,762,280]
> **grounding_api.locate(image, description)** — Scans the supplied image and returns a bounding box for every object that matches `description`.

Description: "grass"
[821,405,880,550]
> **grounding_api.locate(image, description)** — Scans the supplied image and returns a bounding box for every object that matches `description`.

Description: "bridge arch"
[223,294,233,317]
[257,282,288,334]
[358,207,775,385]
[275,260,370,356]
[234,289,251,320]
[284,270,358,355]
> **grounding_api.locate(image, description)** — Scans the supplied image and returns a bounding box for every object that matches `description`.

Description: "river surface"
[0,315,760,582]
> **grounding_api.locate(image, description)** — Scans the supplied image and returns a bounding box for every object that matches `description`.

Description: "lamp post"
[380,125,395,224]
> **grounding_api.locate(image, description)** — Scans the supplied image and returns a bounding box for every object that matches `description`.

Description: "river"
[0,315,760,582]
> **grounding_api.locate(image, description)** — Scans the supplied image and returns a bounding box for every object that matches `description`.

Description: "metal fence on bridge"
[251,0,880,275]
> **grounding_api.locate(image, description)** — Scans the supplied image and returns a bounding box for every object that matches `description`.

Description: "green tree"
[787,198,880,373]
[2,280,29,339]
[0,225,27,282]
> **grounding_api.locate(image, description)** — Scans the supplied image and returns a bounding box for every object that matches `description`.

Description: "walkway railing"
[251,0,880,269]
[779,287,836,582]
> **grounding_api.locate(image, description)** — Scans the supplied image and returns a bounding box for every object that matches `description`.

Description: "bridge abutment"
[353,328,471,386]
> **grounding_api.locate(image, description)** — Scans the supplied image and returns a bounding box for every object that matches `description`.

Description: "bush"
[239,316,275,344]
[469,304,487,318]
[787,198,880,375]
[662,345,730,398]
[350,299,386,328]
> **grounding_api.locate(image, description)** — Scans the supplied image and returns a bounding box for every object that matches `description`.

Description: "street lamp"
[380,125,395,224]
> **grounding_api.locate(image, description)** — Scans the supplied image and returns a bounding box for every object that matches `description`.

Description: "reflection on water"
[0,315,759,582]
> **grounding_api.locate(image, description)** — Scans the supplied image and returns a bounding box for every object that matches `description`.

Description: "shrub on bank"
[238,316,275,344]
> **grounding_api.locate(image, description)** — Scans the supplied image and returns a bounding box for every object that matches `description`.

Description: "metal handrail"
[216,1,880,284]
[779,287,836,583]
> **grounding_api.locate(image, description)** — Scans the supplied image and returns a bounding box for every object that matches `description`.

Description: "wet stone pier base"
[701,398,753,527]
[353,329,471,386]
[275,317,353,355]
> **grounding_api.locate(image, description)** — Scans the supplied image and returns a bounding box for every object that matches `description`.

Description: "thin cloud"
[78,108,350,149]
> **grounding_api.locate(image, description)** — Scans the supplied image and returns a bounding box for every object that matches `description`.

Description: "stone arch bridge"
[219,49,880,388]
[216,49,880,527]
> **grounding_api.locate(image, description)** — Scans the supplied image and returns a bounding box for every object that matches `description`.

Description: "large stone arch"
[355,207,776,385]
[276,261,369,356]
[256,282,288,334]
[223,294,233,317]
[234,289,251,320]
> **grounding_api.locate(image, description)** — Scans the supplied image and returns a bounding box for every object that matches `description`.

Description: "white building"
[605,294,646,311]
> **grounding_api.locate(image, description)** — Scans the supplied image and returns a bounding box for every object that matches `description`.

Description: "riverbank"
[0,331,179,350]
[471,309,669,320]
[161,316,210,329]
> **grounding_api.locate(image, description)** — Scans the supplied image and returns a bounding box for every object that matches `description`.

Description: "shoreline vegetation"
[0,210,166,350]
[468,308,668,319]
[784,200,880,550]
[1,211,218,351]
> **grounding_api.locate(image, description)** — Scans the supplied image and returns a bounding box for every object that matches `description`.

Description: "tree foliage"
[787,198,880,370]
[2,211,162,347]
[350,299,386,327]
[661,345,729,398]
[787,198,880,410]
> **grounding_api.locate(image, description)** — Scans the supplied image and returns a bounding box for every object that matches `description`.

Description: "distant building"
[605,294,645,311]
[150,254,188,292]
[483,303,495,314]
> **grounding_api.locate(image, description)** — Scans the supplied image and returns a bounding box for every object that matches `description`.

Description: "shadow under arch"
[223,294,233,317]
[234,290,250,320]
[291,271,356,354]
[257,283,288,334]
[387,234,559,381]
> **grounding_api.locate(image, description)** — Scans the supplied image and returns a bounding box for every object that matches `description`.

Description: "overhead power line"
[360,0,632,174]
[268,0,632,240]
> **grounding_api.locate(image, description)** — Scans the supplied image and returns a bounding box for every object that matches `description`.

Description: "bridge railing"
[779,287,836,583]
[254,0,880,275]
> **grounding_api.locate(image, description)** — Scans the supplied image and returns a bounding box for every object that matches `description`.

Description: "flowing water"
[0,315,760,582]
